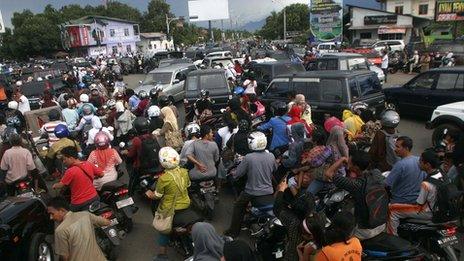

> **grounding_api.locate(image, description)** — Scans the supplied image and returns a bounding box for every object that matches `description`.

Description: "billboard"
[309,0,343,42]
[0,10,5,33]
[188,0,230,22]
[436,0,464,22]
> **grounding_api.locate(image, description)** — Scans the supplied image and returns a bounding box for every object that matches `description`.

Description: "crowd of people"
[0,49,463,261]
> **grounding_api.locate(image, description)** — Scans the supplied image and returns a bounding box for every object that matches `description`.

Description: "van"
[134,63,197,102]
[262,70,385,123]
[184,69,230,111]
[317,42,338,54]
[371,40,405,53]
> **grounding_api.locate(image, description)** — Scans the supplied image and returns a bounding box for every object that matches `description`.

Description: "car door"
[395,72,438,116]
[432,72,464,108]
[171,69,187,101]
[262,78,291,103]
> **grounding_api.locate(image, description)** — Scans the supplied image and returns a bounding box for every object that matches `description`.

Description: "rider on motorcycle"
[46,124,81,177]
[342,102,368,141]
[135,90,149,117]
[147,105,164,132]
[180,122,200,168]
[225,131,277,238]
[257,101,291,152]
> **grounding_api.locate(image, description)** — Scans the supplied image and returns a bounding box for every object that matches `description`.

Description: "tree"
[140,0,172,33]
[258,3,310,40]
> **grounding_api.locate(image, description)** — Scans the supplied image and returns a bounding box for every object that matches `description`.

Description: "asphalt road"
[116,72,456,261]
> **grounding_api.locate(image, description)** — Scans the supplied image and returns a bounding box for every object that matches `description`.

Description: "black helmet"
[272,101,288,116]
[133,117,150,134]
[48,109,61,121]
[1,127,18,144]
[158,95,170,107]
[149,87,160,99]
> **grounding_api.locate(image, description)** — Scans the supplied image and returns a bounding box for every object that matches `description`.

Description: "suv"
[249,61,306,94]
[371,40,405,53]
[262,70,385,123]
[317,42,338,54]
[383,67,464,119]
[200,57,234,69]
[315,53,385,84]
[0,197,55,260]
[426,101,464,147]
[135,63,197,102]
[184,69,230,111]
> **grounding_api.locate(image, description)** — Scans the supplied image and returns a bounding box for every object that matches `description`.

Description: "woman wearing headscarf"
[325,117,349,159]
[87,116,114,147]
[114,101,135,141]
[88,132,122,190]
[153,106,179,147]
[287,105,312,135]
[192,222,224,261]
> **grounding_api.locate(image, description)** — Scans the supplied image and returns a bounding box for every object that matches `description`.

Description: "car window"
[321,79,343,102]
[357,75,382,96]
[186,76,198,91]
[293,81,321,101]
[436,73,459,90]
[199,74,226,89]
[456,74,464,90]
[266,80,291,95]
[275,64,305,75]
[317,59,338,70]
[347,58,369,70]
[408,73,437,89]
[143,72,172,85]
[349,78,360,100]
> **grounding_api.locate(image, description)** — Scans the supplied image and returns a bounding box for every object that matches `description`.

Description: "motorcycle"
[12,177,35,198]
[388,57,404,74]
[88,201,123,261]
[99,180,139,233]
[189,178,217,220]
[402,61,422,74]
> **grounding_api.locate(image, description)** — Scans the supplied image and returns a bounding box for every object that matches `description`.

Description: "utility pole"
[272,0,287,41]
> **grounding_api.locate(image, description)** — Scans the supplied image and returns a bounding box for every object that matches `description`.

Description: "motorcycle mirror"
[119,142,126,148]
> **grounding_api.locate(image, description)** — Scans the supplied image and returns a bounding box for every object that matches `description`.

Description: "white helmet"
[159,147,180,169]
[248,131,267,151]
[147,105,161,118]
[115,101,125,113]
[16,81,23,86]
[8,101,19,110]
[106,99,116,109]
[185,122,200,138]
[79,93,89,103]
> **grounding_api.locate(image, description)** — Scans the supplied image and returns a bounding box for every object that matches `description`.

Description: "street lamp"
[165,14,184,41]
[272,0,287,41]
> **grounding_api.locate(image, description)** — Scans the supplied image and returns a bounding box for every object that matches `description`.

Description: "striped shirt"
[40,121,66,146]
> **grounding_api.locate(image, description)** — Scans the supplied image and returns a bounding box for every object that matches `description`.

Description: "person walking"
[381,49,389,83]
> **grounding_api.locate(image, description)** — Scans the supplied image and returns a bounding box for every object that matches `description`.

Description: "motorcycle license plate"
[438,235,458,247]
[200,186,216,194]
[18,192,34,198]
[116,197,134,209]
[102,218,119,230]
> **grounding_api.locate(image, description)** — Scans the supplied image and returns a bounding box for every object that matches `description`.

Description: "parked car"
[0,197,55,261]
[313,53,385,84]
[248,61,306,95]
[184,69,230,111]
[371,40,405,53]
[426,101,464,147]
[317,42,338,54]
[135,63,197,102]
[383,67,464,119]
[158,58,194,68]
[205,51,233,59]
[200,57,234,69]
[262,70,385,123]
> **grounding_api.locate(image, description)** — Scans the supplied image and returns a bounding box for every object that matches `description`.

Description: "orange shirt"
[315,237,362,261]
[0,86,6,101]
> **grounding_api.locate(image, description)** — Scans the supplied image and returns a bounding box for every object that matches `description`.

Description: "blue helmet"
[54,124,70,139]
[78,82,86,89]
[233,86,245,96]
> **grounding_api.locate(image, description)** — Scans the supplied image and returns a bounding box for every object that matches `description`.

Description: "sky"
[0,0,380,29]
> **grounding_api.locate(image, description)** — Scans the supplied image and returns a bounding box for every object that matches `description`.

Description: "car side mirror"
[173,79,180,84]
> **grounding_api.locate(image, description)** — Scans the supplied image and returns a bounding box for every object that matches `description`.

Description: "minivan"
[134,63,197,102]
[184,69,230,111]
[262,70,385,123]
[249,61,306,94]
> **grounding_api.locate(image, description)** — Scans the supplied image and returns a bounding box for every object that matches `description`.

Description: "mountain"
[241,19,266,32]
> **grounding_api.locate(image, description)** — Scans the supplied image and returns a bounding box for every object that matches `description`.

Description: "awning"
[378,26,406,34]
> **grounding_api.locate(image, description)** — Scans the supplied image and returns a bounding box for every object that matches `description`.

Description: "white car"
[205,51,233,59]
[426,101,464,146]
[317,42,338,54]
[371,40,405,54]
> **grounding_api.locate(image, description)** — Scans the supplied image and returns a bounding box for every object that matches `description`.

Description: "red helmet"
[94,132,110,149]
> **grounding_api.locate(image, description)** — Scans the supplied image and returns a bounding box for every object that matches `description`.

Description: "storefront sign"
[309,0,343,42]
[89,46,107,56]
[378,26,406,34]
[436,0,464,21]
[80,26,90,46]
[364,15,397,25]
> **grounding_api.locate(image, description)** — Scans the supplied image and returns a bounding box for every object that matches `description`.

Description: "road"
[116,72,446,261]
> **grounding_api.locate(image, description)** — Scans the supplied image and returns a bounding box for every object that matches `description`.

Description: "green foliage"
[258,3,310,40]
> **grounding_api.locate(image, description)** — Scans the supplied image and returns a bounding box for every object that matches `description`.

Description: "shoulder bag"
[152,172,181,234]
[165,122,184,151]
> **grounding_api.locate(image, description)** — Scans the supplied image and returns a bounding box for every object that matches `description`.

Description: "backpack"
[425,177,463,223]
[363,171,389,228]
[5,110,21,130]
[139,135,161,173]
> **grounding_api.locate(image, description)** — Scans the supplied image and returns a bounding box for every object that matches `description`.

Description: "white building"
[137,32,174,56]
[347,5,430,46]
[383,0,435,20]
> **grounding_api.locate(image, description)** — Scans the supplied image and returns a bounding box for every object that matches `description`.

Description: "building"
[347,5,430,46]
[381,0,435,20]
[61,15,140,57]
[137,32,174,55]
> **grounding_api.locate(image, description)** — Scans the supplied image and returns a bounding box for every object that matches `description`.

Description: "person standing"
[381,49,389,83]
[13,88,31,114]
[47,197,110,261]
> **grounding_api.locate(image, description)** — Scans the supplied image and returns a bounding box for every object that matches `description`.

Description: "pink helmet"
[324,116,344,133]
[94,132,110,149]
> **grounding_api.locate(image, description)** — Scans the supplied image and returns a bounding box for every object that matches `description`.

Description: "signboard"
[378,26,406,34]
[436,0,464,21]
[0,10,5,33]
[89,46,107,57]
[309,0,343,42]
[188,0,230,22]
[364,15,397,25]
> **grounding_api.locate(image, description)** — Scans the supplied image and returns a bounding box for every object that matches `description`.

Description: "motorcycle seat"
[100,180,126,192]
[362,232,419,255]
[402,218,457,226]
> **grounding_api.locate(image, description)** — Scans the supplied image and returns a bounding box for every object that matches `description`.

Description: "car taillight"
[442,226,457,237]
[101,211,113,219]
[18,182,28,190]
[115,188,129,196]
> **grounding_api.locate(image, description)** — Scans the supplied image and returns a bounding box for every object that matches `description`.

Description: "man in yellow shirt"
[46,124,81,178]
[343,102,370,141]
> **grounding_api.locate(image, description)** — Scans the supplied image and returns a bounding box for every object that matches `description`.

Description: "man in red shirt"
[52,146,103,211]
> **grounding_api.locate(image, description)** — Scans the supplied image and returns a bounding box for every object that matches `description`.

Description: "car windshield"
[200,74,226,89]
[274,63,304,75]
[143,72,172,85]
[347,58,369,70]
[211,59,233,67]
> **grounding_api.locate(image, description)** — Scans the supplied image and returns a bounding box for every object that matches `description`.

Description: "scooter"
[189,178,217,220]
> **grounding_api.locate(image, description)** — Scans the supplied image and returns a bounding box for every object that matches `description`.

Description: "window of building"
[148,44,152,50]
[126,45,132,53]
[395,6,403,14]
[379,33,403,40]
[110,29,115,37]
[112,46,118,54]
[133,25,139,35]
[124,28,130,36]
[419,4,428,15]
[360,32,372,39]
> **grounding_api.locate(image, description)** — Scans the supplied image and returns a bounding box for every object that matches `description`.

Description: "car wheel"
[28,233,53,261]
[432,123,460,148]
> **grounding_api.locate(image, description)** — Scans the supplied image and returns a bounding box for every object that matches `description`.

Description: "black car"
[248,61,306,95]
[262,70,385,123]
[383,67,464,119]
[184,69,230,111]
[0,197,54,261]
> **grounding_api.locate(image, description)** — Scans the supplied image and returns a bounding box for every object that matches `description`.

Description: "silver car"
[135,63,197,102]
